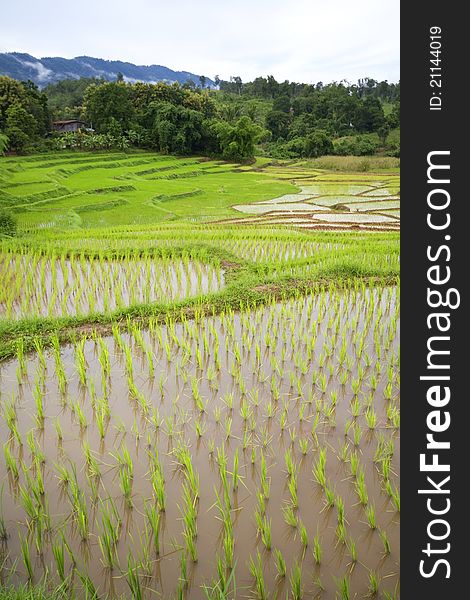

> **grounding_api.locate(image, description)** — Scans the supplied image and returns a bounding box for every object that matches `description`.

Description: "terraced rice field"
[230,178,400,230]
[0,153,294,228]
[0,151,400,599]
[0,153,399,231]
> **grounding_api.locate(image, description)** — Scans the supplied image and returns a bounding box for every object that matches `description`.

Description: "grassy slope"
[0,152,296,228]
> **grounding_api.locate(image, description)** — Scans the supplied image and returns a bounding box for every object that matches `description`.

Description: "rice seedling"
[336,495,345,526]
[349,450,359,478]
[313,447,327,488]
[249,551,267,600]
[324,483,336,508]
[3,443,19,480]
[348,537,357,565]
[274,548,286,579]
[355,469,369,506]
[202,559,236,599]
[179,550,189,588]
[299,437,309,455]
[282,504,298,528]
[365,504,376,529]
[223,529,235,569]
[299,520,308,550]
[126,553,143,600]
[336,575,351,600]
[390,486,400,512]
[368,570,380,595]
[52,537,67,582]
[365,407,377,429]
[311,530,322,564]
[288,471,299,508]
[17,532,33,584]
[232,448,240,491]
[289,561,303,600]
[260,451,270,500]
[336,521,347,545]
[379,529,391,555]
[256,514,272,551]
[352,424,362,446]
[144,501,161,556]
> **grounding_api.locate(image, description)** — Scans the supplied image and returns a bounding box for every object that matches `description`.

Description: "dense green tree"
[231,76,243,95]
[19,81,49,134]
[353,96,385,132]
[288,113,317,139]
[377,123,391,145]
[44,77,102,119]
[212,116,266,161]
[83,82,134,133]
[150,101,207,154]
[333,135,378,156]
[0,76,48,137]
[387,98,400,128]
[272,95,291,113]
[4,104,38,152]
[303,130,333,157]
[183,79,196,90]
[266,110,290,140]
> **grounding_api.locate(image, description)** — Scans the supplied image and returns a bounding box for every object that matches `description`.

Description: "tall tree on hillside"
[212,115,266,160]
[266,110,290,140]
[199,75,206,89]
[231,76,243,95]
[83,82,134,133]
[266,75,279,99]
[353,96,385,132]
[4,104,37,152]
[0,76,48,134]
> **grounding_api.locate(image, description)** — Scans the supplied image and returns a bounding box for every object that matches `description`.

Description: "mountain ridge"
[0,52,214,88]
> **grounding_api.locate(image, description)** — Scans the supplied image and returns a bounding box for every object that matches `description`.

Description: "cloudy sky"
[0,0,399,83]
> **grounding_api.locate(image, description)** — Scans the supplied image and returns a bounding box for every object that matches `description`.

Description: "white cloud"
[15,58,54,82]
[0,0,399,83]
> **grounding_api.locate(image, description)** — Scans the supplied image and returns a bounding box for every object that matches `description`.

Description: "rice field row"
[0,251,224,320]
[3,224,399,265]
[0,227,399,325]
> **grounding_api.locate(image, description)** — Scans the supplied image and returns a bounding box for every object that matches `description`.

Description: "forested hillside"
[0,74,399,159]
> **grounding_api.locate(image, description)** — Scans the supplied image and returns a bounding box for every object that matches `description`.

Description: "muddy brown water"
[0,287,399,598]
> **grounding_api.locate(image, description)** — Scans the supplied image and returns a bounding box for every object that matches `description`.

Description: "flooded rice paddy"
[0,286,399,598]
[229,176,400,231]
[0,254,224,320]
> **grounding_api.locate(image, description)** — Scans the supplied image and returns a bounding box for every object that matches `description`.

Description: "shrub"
[333,135,379,156]
[0,209,17,237]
